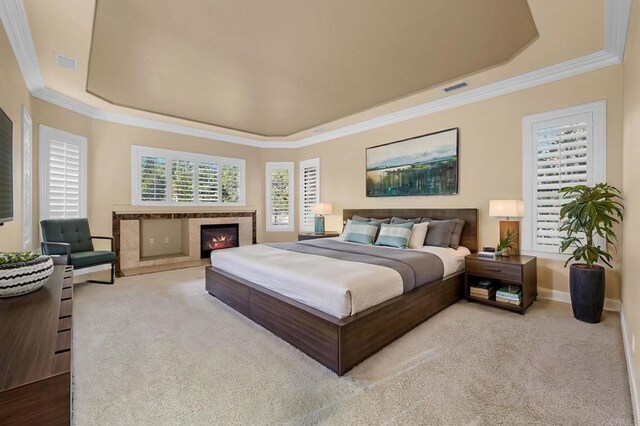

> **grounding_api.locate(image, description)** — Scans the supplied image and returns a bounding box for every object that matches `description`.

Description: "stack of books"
[496,286,522,306]
[470,280,495,299]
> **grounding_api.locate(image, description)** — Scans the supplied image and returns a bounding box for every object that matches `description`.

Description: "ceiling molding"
[0,0,43,92]
[0,0,632,149]
[605,0,633,61]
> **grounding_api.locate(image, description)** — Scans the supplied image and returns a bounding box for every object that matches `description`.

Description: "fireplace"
[200,223,239,258]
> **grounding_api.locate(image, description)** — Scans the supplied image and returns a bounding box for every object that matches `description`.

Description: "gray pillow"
[390,216,421,224]
[421,218,457,248]
[352,215,391,224]
[449,219,466,249]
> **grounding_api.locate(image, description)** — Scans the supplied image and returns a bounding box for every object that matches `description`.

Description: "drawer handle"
[483,267,501,272]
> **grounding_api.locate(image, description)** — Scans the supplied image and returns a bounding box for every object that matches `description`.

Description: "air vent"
[443,82,468,93]
[54,53,77,70]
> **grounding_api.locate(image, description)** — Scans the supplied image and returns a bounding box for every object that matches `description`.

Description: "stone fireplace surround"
[112,211,256,277]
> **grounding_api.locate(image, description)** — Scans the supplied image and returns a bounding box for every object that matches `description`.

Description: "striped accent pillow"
[375,222,415,248]
[343,220,380,245]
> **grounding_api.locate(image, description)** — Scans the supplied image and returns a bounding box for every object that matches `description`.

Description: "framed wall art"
[366,128,459,197]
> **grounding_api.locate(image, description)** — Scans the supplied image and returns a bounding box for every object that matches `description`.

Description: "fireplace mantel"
[112,211,256,277]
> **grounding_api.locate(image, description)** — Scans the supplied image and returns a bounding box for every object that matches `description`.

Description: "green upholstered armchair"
[40,218,115,284]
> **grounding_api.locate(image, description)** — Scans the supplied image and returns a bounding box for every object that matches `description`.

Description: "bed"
[205,208,478,375]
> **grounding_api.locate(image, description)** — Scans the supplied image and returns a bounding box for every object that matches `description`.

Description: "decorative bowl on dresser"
[464,254,537,315]
[0,265,74,424]
[0,254,54,298]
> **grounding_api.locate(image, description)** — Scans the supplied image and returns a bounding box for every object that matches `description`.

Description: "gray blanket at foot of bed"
[266,239,444,293]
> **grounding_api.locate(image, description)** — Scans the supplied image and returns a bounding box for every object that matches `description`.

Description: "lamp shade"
[311,203,333,215]
[489,199,524,218]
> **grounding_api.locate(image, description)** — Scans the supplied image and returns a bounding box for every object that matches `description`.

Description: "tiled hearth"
[112,211,256,277]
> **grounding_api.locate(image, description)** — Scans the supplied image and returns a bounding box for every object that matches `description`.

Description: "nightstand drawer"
[466,259,522,282]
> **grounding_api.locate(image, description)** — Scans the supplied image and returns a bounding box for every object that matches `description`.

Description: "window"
[266,162,294,231]
[522,101,606,256]
[39,125,88,220]
[132,146,245,206]
[299,158,320,232]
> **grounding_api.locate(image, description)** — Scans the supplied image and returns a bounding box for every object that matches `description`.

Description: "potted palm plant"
[559,183,623,323]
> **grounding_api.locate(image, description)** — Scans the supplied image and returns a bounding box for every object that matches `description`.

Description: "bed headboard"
[342,208,478,253]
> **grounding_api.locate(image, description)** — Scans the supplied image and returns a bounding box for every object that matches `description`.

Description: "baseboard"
[537,287,621,312]
[620,304,640,425]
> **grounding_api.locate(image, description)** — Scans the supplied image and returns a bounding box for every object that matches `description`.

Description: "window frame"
[299,158,320,233]
[39,125,88,221]
[266,162,295,232]
[131,145,246,207]
[521,100,606,259]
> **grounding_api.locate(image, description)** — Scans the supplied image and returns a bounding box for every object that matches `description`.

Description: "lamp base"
[499,220,520,256]
[314,216,325,234]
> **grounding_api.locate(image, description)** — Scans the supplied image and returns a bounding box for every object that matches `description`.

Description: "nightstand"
[297,232,340,241]
[464,254,537,315]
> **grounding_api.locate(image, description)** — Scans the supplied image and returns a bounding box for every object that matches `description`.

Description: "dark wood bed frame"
[205,208,478,375]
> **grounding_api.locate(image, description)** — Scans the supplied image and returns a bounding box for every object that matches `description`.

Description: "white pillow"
[340,219,352,240]
[408,222,429,249]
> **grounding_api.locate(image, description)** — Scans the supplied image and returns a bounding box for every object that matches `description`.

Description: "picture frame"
[366,128,459,197]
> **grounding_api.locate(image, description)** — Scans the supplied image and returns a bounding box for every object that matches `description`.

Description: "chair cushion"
[70,251,115,269]
[41,219,94,253]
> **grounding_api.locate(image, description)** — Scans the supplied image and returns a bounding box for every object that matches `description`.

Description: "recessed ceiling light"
[443,82,468,93]
[54,53,77,70]
[313,127,325,133]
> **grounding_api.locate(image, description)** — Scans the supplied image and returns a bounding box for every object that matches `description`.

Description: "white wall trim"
[621,304,640,424]
[21,105,33,250]
[605,0,633,61]
[0,0,43,92]
[0,0,632,149]
[537,287,621,312]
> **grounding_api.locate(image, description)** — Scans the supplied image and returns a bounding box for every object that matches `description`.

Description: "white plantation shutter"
[266,162,294,231]
[140,157,168,201]
[522,101,606,256]
[131,146,245,206]
[299,158,320,232]
[171,160,195,203]
[198,163,219,203]
[40,126,87,220]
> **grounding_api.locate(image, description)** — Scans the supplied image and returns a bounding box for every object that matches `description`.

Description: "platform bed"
[205,208,478,375]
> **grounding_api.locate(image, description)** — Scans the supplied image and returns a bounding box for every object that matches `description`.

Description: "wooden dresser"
[0,266,74,425]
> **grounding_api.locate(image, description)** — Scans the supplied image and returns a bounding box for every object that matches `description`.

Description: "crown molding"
[605,0,633,61]
[0,0,632,149]
[0,0,43,92]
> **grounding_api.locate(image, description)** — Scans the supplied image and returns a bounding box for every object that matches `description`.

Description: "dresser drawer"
[466,259,522,283]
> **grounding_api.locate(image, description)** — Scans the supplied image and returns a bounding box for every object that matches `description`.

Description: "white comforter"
[211,239,470,319]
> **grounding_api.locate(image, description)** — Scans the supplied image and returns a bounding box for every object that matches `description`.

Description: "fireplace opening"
[201,223,239,258]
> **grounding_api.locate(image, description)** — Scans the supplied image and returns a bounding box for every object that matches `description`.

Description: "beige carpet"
[72,267,633,425]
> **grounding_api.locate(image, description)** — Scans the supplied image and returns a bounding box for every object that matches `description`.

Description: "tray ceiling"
[86,0,538,137]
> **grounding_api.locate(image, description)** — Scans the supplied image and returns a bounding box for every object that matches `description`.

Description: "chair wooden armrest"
[90,236,114,251]
[40,241,71,258]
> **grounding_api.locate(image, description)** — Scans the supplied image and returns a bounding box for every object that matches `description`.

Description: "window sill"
[521,250,571,262]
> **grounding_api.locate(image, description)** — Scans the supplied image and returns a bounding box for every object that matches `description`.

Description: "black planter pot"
[569,264,605,324]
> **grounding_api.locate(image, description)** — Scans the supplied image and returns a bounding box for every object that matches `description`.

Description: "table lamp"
[489,199,524,255]
[311,203,333,234]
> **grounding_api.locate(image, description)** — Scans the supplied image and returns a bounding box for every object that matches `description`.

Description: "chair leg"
[86,263,115,285]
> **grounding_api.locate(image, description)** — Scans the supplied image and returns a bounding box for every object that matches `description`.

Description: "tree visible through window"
[132,146,245,206]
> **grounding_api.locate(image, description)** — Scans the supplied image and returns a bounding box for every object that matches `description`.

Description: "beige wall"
[0,25,31,252]
[622,0,640,406]
[30,99,269,242]
[299,65,624,299]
